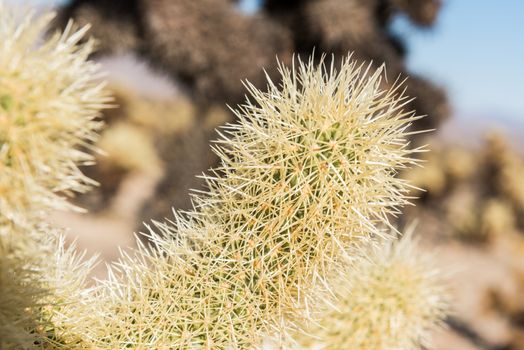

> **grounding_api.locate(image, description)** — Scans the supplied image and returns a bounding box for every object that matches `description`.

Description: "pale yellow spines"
[0,3,109,348]
[87,228,267,349]
[0,233,48,349]
[35,233,98,349]
[299,235,448,350]
[197,55,422,322]
[0,4,110,229]
[86,55,424,348]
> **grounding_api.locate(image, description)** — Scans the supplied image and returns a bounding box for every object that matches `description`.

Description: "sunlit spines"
[85,55,425,348]
[0,4,111,229]
[80,224,271,349]
[299,234,448,350]
[0,233,47,349]
[0,4,109,348]
[196,54,423,316]
[36,233,98,348]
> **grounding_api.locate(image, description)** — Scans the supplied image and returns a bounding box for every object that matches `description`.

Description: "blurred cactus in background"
[53,0,448,126]
[399,131,524,348]
[0,4,109,347]
[51,0,450,225]
[52,0,292,107]
[73,84,232,221]
[51,0,142,56]
[403,132,524,244]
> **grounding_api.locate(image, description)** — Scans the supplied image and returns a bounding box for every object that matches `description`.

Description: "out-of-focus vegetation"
[402,132,524,349]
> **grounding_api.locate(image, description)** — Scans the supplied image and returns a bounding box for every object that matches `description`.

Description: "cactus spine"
[0,4,109,347]
[80,56,430,349]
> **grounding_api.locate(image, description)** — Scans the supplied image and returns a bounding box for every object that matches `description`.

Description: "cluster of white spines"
[297,234,448,350]
[0,4,109,228]
[78,56,443,349]
[0,3,109,348]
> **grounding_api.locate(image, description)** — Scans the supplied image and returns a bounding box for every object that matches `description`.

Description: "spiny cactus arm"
[0,234,49,349]
[297,234,449,350]
[0,4,111,229]
[37,233,100,348]
[82,54,425,348]
[0,3,109,348]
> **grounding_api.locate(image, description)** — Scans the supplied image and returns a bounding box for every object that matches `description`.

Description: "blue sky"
[393,1,524,123]
[15,0,524,123]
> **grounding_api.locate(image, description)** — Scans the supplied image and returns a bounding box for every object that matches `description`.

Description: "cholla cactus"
[481,199,515,237]
[484,133,524,213]
[37,232,99,348]
[297,234,447,350]
[1,227,97,349]
[0,234,47,349]
[0,3,446,347]
[0,4,109,229]
[82,55,423,348]
[0,3,109,348]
